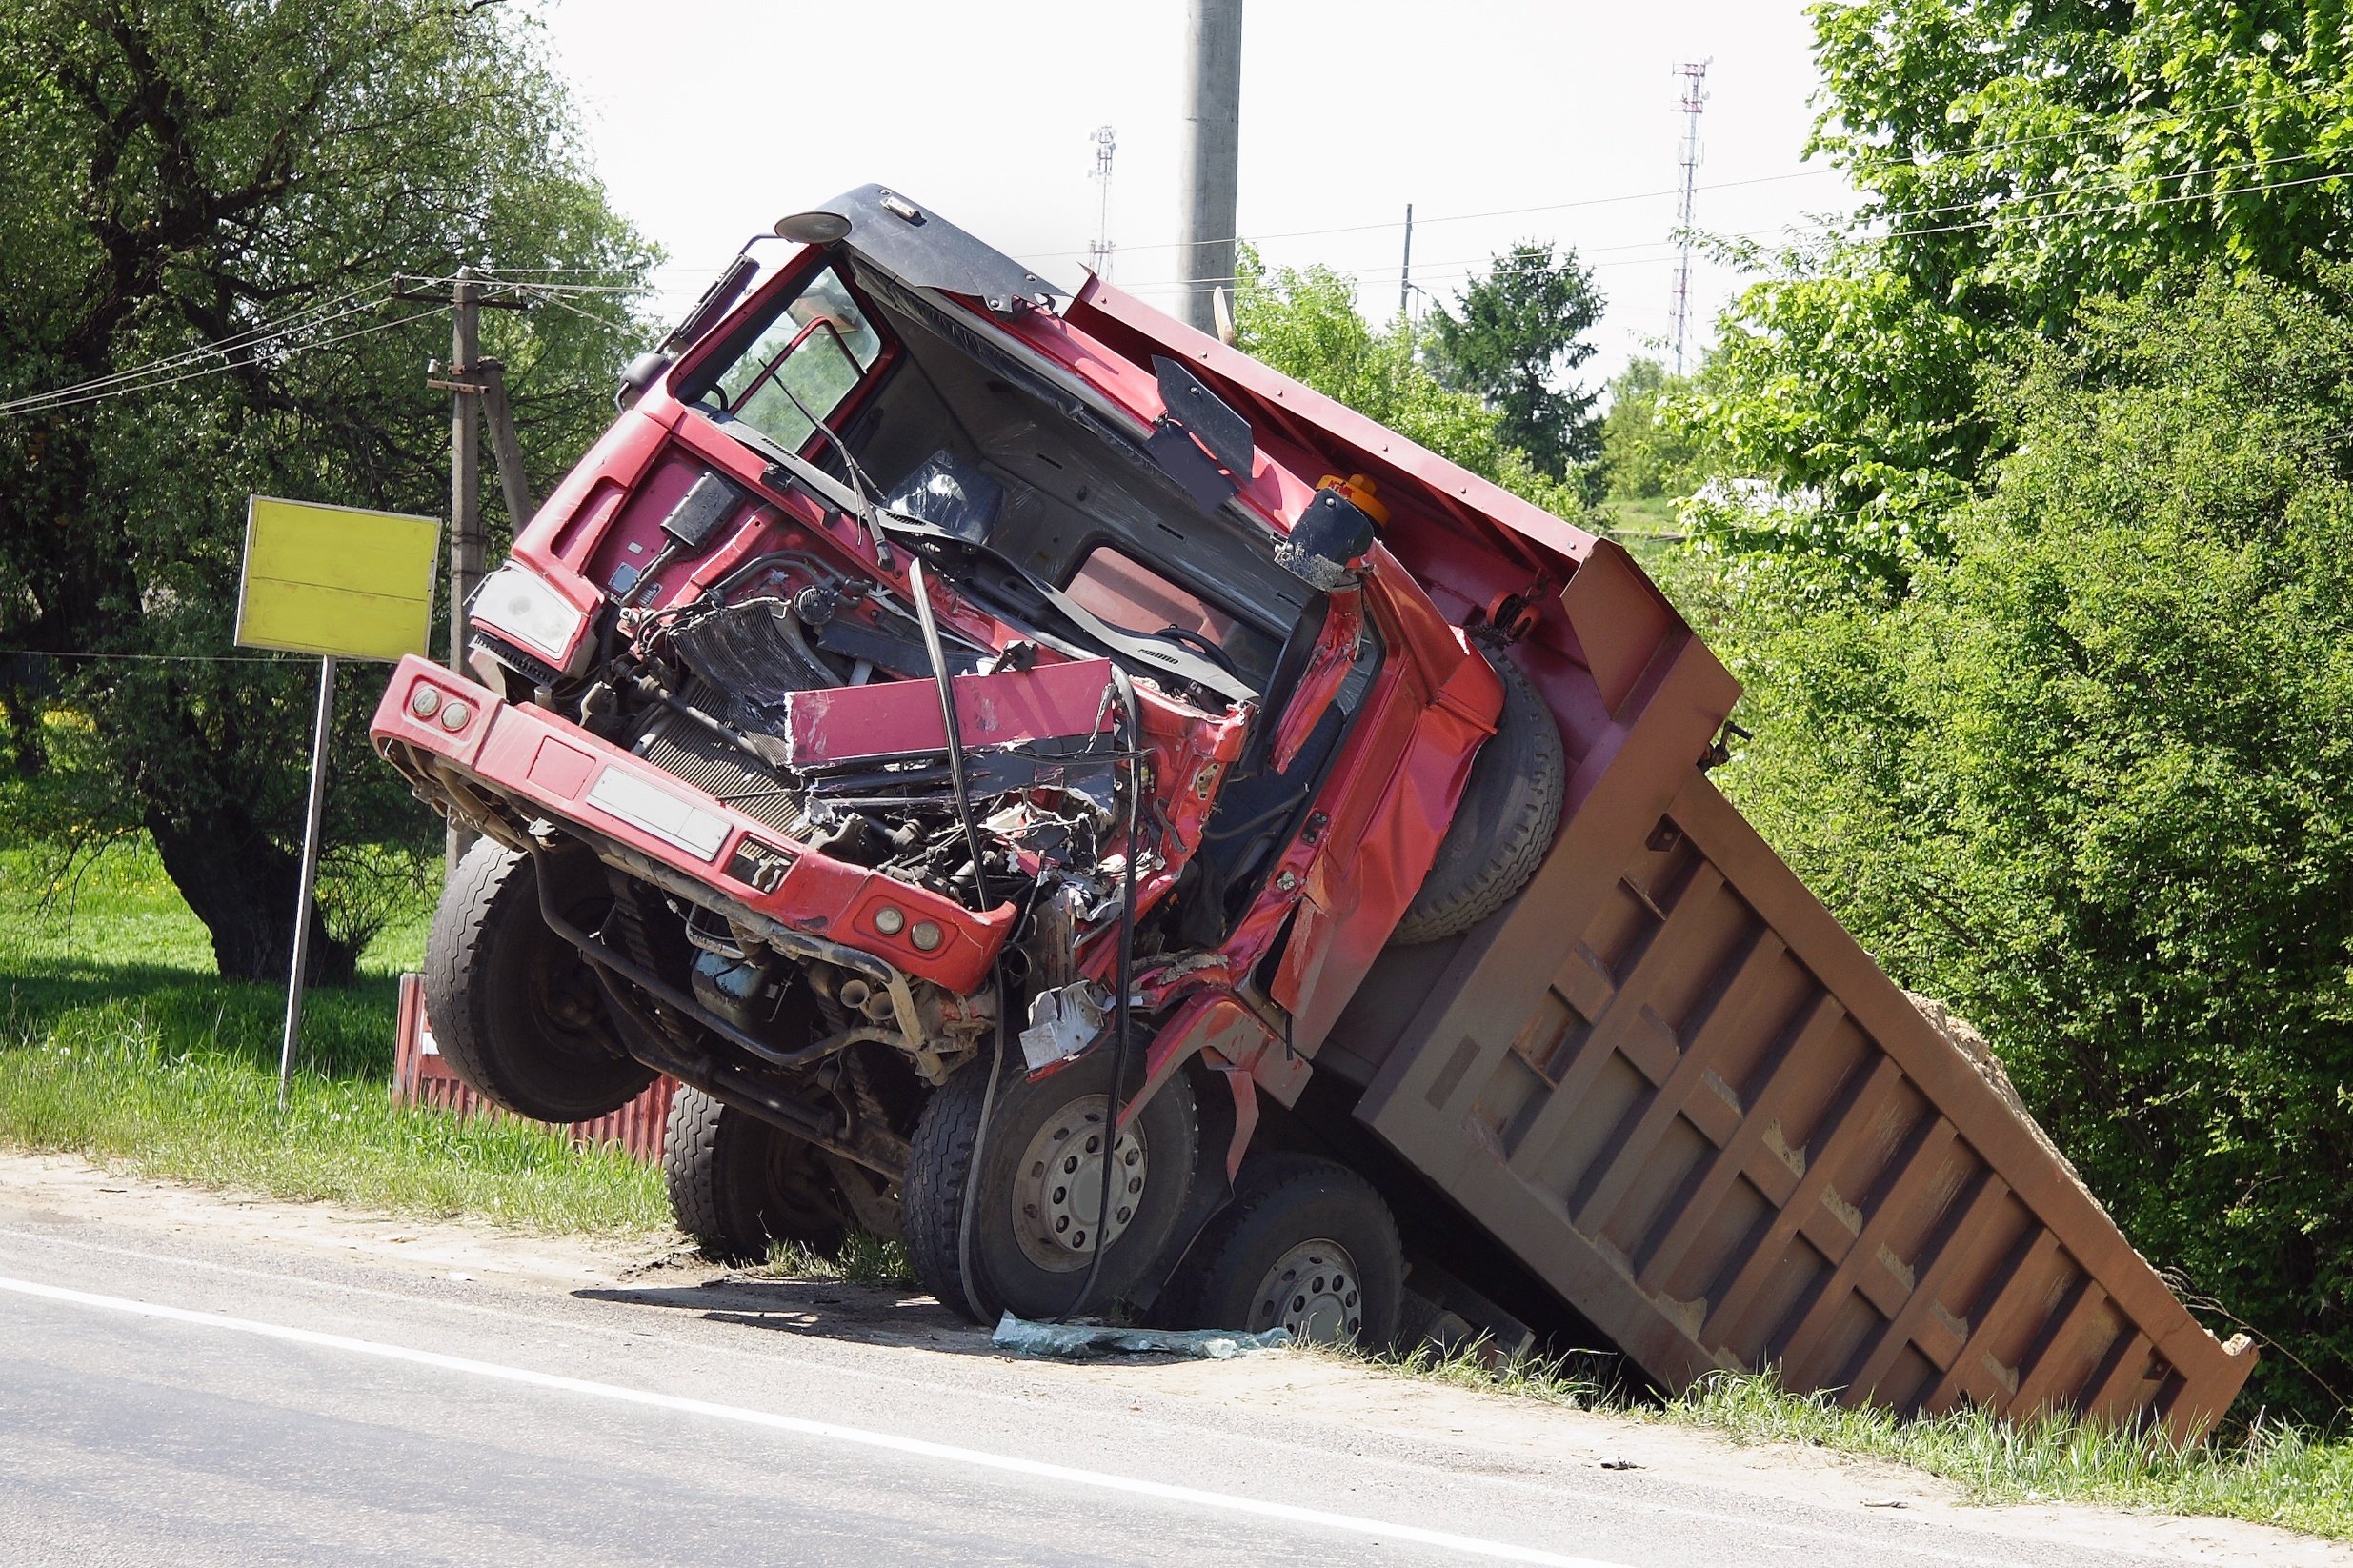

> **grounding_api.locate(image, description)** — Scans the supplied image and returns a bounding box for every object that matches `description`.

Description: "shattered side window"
[684,267,883,452]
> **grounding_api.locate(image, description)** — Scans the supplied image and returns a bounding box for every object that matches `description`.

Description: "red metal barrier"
[392,973,674,1162]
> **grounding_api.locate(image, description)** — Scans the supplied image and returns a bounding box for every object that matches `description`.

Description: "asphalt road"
[0,1201,2309,1568]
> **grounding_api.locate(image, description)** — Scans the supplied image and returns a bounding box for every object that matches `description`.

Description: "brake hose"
[1060,667,1143,1322]
[907,553,1008,1325]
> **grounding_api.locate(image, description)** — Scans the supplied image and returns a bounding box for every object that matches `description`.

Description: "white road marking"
[0,1272,1628,1568]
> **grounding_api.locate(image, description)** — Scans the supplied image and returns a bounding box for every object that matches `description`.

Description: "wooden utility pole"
[394,267,534,870]
[445,270,482,869]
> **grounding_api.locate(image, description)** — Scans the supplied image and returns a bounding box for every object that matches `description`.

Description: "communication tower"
[1669,60,1711,375]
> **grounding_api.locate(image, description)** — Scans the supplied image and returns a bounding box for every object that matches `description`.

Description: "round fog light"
[437,699,472,732]
[873,906,905,936]
[409,686,442,719]
[909,920,942,953]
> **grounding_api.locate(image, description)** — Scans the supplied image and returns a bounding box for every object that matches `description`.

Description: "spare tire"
[1389,649,1564,945]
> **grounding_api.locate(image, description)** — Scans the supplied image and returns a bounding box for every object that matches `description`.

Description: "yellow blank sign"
[235,496,442,661]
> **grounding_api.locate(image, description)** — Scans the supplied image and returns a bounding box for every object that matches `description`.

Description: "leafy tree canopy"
[1689,0,2353,587]
[1599,357,1706,501]
[1232,249,1584,519]
[0,0,655,980]
[1425,242,1605,489]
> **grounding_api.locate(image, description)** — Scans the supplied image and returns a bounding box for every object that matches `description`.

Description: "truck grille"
[633,691,807,841]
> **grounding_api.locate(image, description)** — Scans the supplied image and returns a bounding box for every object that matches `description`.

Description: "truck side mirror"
[1277,486,1378,592]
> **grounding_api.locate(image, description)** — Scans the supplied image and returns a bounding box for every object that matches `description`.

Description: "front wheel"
[902,1039,1197,1323]
[1160,1152,1404,1348]
[424,839,655,1123]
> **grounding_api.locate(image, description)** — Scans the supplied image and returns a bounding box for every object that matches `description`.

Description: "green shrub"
[1702,267,2353,1419]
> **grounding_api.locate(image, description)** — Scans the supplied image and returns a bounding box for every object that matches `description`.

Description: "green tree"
[1232,250,1583,518]
[0,0,654,980]
[1705,268,2353,1418]
[1426,242,1605,489]
[1693,0,2353,586]
[1599,357,1702,501]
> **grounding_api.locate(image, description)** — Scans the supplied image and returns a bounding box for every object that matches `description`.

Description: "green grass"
[1340,1334,1609,1408]
[1344,1340,2352,1540]
[1669,1371,2353,1539]
[0,830,667,1234]
[749,1231,915,1289]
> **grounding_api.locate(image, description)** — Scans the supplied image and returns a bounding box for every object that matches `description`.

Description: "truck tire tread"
[1389,651,1564,946]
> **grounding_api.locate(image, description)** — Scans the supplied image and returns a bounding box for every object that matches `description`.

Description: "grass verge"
[1669,1371,2353,1539]
[1340,1335,2351,1540]
[0,834,666,1234]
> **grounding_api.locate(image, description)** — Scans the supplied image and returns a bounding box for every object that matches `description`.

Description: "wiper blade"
[876,513,1257,706]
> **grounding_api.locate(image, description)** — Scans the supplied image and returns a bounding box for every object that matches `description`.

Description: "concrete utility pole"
[1669,60,1711,376]
[1175,0,1243,336]
[446,269,482,870]
[449,269,483,679]
[394,266,532,869]
[1089,125,1118,281]
[1399,202,1415,320]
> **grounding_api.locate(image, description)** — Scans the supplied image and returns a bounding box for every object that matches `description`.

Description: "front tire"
[1161,1152,1404,1348]
[663,1085,848,1262]
[903,1040,1197,1323]
[424,838,654,1123]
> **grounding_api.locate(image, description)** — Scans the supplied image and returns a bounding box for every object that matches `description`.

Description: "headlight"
[471,563,586,662]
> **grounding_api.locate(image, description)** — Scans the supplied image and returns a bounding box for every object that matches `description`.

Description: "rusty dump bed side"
[1331,652,2256,1439]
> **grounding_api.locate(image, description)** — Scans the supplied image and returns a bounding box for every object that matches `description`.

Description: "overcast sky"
[537,1,1849,394]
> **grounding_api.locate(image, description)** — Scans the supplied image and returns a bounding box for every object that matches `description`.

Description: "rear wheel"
[424,838,654,1123]
[663,1085,847,1262]
[903,1038,1197,1323]
[1161,1152,1404,1348]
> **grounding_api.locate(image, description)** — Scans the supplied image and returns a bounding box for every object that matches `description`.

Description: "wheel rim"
[1010,1094,1148,1274]
[1247,1239,1364,1344]
[524,896,613,1057]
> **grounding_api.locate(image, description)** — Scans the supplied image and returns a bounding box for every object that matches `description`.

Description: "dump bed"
[1323,578,2256,1441]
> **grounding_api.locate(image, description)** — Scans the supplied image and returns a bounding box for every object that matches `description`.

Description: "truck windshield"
[679,267,883,453]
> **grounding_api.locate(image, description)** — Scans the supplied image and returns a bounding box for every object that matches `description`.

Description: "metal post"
[1175,0,1243,336]
[278,654,337,1110]
[447,268,482,870]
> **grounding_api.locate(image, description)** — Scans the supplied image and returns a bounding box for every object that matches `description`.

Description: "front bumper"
[371,655,1012,994]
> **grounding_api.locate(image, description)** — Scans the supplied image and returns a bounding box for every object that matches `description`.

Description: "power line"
[0,648,291,664]
[1113,148,2353,300]
[0,307,448,419]
[1045,82,2353,266]
[0,285,395,417]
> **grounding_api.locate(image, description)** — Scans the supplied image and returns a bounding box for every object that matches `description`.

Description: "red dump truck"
[372,186,2253,1437]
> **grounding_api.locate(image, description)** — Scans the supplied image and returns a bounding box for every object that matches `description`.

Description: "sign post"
[234,495,441,1108]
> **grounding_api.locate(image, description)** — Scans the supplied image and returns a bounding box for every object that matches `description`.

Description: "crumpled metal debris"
[991,1312,1292,1361]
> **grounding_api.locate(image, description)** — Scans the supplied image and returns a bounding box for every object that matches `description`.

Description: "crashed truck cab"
[373,185,1527,1330]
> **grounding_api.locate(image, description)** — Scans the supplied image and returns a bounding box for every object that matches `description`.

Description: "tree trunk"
[144,799,355,985]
